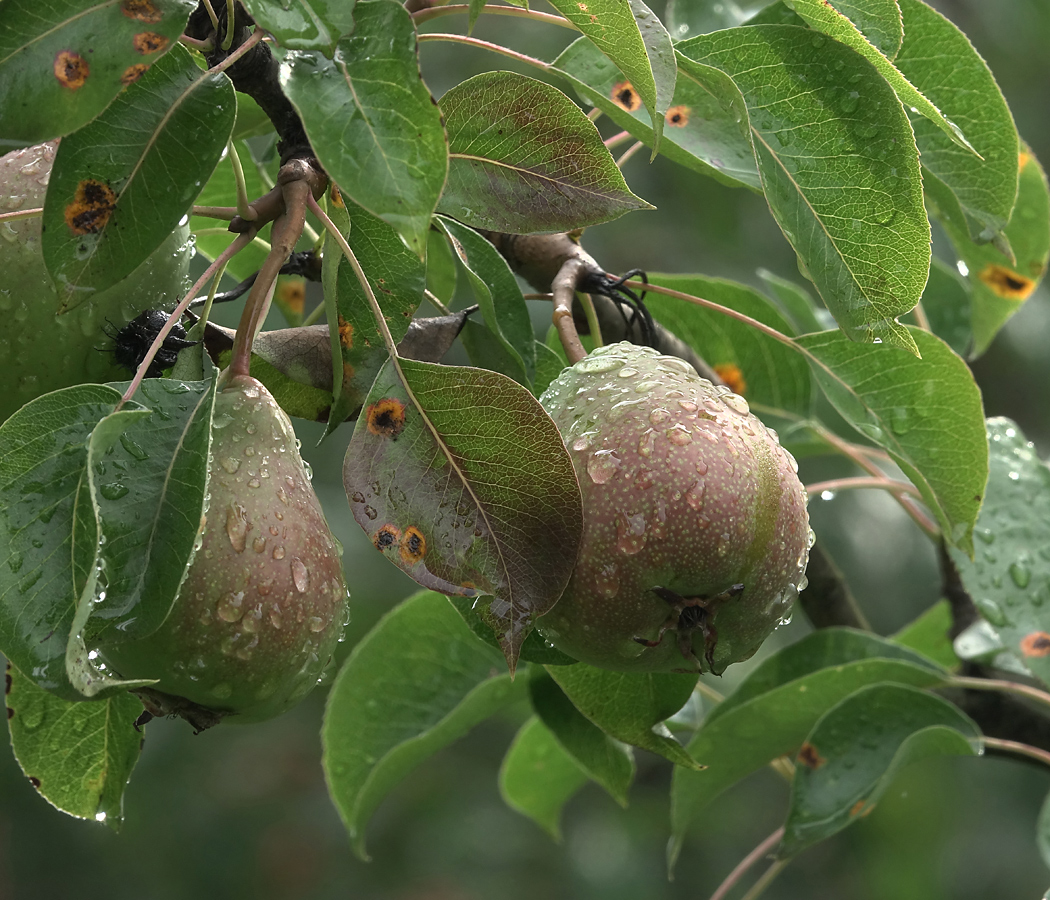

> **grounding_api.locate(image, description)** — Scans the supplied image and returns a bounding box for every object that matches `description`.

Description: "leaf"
[529,670,635,806]
[0,385,122,700]
[757,268,828,335]
[544,664,700,769]
[665,0,772,40]
[816,0,904,57]
[796,327,987,554]
[552,37,760,191]
[499,717,590,840]
[42,44,235,306]
[936,147,1050,357]
[5,660,144,827]
[279,0,448,257]
[646,273,812,415]
[787,0,979,155]
[324,192,426,434]
[545,0,675,150]
[437,217,534,387]
[1038,789,1050,873]
[444,595,579,666]
[919,258,973,357]
[533,341,568,398]
[426,227,458,306]
[891,600,960,672]
[668,655,946,869]
[780,683,980,857]
[0,0,196,149]
[322,591,525,858]
[343,359,583,671]
[240,0,356,55]
[895,0,1019,243]
[438,71,650,233]
[949,419,1050,691]
[677,26,930,352]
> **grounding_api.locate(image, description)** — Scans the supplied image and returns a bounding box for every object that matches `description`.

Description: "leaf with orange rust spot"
[343,359,584,672]
[780,684,979,858]
[0,0,195,149]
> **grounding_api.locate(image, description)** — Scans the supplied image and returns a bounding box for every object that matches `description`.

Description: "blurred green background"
[3,1,1050,897]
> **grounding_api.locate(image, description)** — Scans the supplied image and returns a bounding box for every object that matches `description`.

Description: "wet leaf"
[895,0,1019,244]
[796,327,987,554]
[42,44,235,306]
[445,595,579,666]
[343,359,583,671]
[0,0,195,149]
[545,664,700,769]
[0,385,122,699]
[891,600,960,672]
[529,670,635,806]
[919,258,973,357]
[438,71,651,233]
[949,419,1050,691]
[499,716,590,840]
[241,0,356,55]
[780,683,980,857]
[546,0,675,150]
[665,0,771,40]
[5,660,144,828]
[757,268,828,336]
[553,37,760,191]
[677,26,929,352]
[279,0,447,257]
[323,591,525,859]
[646,273,812,415]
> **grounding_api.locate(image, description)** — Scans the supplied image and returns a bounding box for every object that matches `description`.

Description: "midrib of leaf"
[333,59,401,185]
[0,1,118,65]
[449,152,626,200]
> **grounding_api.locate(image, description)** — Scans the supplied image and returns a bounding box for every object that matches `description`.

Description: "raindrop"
[216,591,245,622]
[1009,560,1031,590]
[272,545,286,560]
[291,557,309,592]
[586,450,621,484]
[225,504,249,553]
[974,597,1008,627]
[686,480,705,511]
[220,457,241,474]
[119,433,148,460]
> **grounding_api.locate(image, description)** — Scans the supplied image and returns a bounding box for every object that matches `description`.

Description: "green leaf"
[279,0,447,257]
[787,0,978,155]
[529,670,635,806]
[949,419,1050,691]
[323,591,525,858]
[213,346,335,423]
[891,600,960,672]
[0,0,195,149]
[815,0,903,57]
[895,0,1019,243]
[343,360,584,671]
[668,655,945,870]
[677,26,930,351]
[646,273,812,415]
[553,37,760,191]
[544,664,699,769]
[42,44,235,306]
[0,385,123,700]
[241,0,356,55]
[757,268,827,335]
[1038,789,1050,872]
[444,595,580,666]
[5,660,144,827]
[437,217,534,387]
[666,0,772,40]
[533,341,568,398]
[438,71,650,233]
[780,683,980,857]
[546,0,675,150]
[324,192,426,434]
[499,716,590,840]
[426,227,458,306]
[936,147,1050,357]
[796,327,987,554]
[919,258,973,357]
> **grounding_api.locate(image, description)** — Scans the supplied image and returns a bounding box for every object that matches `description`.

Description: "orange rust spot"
[665,105,691,127]
[1021,632,1050,657]
[54,51,89,89]
[611,81,641,113]
[1019,150,1031,172]
[373,524,401,551]
[366,398,406,439]
[64,180,117,235]
[399,527,426,564]
[850,800,874,817]
[797,742,826,769]
[978,264,1036,301]
[121,0,163,22]
[714,363,747,396]
[330,185,345,208]
[341,361,355,384]
[121,63,149,86]
[133,32,169,54]
[277,277,306,315]
[337,314,354,348]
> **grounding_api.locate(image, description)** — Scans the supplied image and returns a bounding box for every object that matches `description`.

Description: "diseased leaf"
[343,360,583,671]
[796,327,987,554]
[0,0,195,149]
[445,595,579,666]
[241,0,356,55]
[544,664,700,769]
[323,591,525,858]
[780,683,980,857]
[438,71,650,233]
[279,0,447,257]
[677,26,929,352]
[6,660,144,828]
[42,44,235,306]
